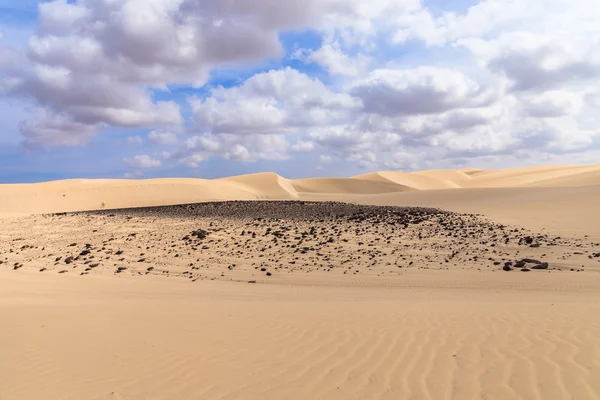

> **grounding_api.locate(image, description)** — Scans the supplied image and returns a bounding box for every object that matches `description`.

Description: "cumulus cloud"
[20,109,97,149]
[349,67,497,117]
[124,154,162,169]
[291,141,316,153]
[126,136,143,146]
[2,0,600,173]
[306,40,371,77]
[148,131,180,146]
[172,133,289,167]
[189,67,358,135]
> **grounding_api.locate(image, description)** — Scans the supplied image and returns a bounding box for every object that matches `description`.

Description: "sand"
[1,163,600,400]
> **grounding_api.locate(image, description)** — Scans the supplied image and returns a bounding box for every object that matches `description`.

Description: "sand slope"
[2,164,599,215]
[2,271,600,400]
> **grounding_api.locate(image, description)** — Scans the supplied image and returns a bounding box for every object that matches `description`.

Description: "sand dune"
[291,177,411,194]
[218,172,299,200]
[2,163,600,400]
[354,171,460,190]
[2,163,599,215]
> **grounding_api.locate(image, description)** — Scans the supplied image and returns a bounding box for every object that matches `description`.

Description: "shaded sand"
[2,164,600,399]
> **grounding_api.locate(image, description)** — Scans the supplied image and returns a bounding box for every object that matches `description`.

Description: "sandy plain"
[1,164,600,400]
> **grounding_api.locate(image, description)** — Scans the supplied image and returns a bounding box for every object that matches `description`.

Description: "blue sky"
[1,0,599,182]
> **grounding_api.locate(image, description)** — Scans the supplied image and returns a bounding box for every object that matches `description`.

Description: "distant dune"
[1,164,600,215]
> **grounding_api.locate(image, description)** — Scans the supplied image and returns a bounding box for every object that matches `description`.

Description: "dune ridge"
[1,164,600,215]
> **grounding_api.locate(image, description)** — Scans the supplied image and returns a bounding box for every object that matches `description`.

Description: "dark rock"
[147,267,154,271]
[531,263,549,270]
[58,270,68,274]
[192,229,210,240]
[521,268,531,272]
[248,280,257,284]
[65,256,74,264]
[503,265,513,271]
[80,250,90,256]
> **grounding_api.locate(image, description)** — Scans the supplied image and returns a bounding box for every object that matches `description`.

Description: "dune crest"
[1,164,599,215]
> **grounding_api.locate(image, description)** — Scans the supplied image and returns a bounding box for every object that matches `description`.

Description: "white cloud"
[124,154,162,169]
[307,40,371,76]
[148,130,179,146]
[19,109,97,149]
[291,141,316,153]
[173,133,289,167]
[127,135,143,145]
[2,0,600,173]
[189,67,358,136]
[348,67,497,117]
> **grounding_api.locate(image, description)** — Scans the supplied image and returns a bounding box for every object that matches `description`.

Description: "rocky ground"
[1,201,598,283]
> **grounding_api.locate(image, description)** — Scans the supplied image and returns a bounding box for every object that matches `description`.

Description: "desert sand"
[1,164,600,400]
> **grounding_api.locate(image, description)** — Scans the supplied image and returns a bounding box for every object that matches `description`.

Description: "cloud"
[349,67,497,117]
[173,133,289,167]
[148,130,179,146]
[306,40,371,76]
[2,0,600,176]
[291,141,316,153]
[189,67,358,136]
[123,154,162,169]
[519,91,583,118]
[19,109,97,149]
[127,136,143,145]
